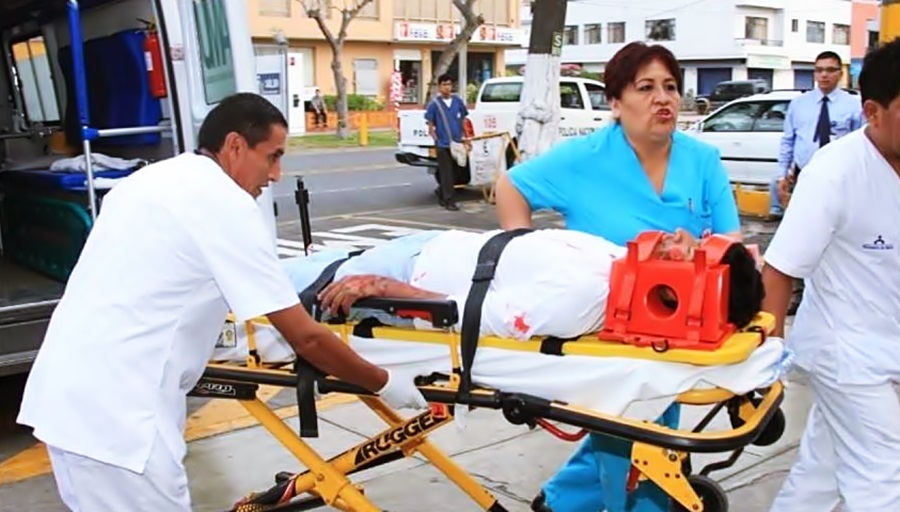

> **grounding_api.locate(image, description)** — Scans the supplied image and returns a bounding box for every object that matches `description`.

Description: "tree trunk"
[302,0,372,140]
[515,0,569,162]
[330,43,350,139]
[426,0,483,102]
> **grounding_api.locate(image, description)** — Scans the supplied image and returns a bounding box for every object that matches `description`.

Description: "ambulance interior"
[0,0,176,325]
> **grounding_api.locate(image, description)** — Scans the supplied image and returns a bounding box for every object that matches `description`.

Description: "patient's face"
[653,233,699,261]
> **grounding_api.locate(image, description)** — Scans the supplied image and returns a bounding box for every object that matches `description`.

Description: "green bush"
[323,94,384,111]
[466,83,479,104]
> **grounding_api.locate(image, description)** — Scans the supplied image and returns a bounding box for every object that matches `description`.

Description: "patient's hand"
[319,275,391,315]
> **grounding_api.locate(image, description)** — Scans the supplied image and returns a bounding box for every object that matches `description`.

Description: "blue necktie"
[814,96,831,147]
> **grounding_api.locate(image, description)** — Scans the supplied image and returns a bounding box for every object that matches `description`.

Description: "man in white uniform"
[763,39,900,512]
[16,93,426,512]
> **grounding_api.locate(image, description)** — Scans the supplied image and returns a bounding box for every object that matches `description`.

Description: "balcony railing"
[735,37,784,47]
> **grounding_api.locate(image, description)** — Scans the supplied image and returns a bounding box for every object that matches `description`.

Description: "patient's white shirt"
[17,152,300,473]
[410,229,626,339]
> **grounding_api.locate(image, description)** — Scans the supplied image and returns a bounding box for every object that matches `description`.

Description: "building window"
[868,29,880,50]
[608,22,625,43]
[745,16,768,41]
[791,19,798,32]
[353,59,379,96]
[646,19,675,41]
[563,25,578,45]
[584,24,601,44]
[833,23,850,45]
[806,21,825,43]
[258,0,290,17]
[358,0,378,18]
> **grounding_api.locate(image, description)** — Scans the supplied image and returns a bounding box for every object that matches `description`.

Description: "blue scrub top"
[507,122,740,244]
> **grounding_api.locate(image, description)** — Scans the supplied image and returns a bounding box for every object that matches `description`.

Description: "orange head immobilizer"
[602,231,740,352]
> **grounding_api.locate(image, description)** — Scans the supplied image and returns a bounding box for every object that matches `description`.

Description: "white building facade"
[506,0,854,96]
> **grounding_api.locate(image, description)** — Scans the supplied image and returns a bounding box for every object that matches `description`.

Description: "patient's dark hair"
[722,244,765,328]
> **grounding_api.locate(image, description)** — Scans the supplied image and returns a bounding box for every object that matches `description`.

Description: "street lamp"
[273,29,289,116]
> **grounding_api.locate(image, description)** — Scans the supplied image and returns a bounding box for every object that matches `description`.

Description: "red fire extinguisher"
[140,19,167,98]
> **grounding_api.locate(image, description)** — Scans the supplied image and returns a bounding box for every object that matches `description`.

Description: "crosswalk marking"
[276,222,430,257]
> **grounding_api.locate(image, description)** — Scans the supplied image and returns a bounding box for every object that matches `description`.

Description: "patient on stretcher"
[228,228,763,341]
[306,228,761,339]
[212,230,785,419]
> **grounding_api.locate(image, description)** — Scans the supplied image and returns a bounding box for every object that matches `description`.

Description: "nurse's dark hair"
[603,41,683,100]
[197,93,288,152]
[858,37,900,109]
[722,244,765,329]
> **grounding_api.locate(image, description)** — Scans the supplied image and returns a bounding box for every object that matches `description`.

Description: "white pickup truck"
[394,76,614,182]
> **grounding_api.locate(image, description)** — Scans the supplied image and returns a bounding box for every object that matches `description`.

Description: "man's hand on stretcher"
[318,275,447,316]
[266,300,429,411]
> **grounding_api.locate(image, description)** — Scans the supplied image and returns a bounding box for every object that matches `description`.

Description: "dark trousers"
[314,111,326,127]
[435,147,456,203]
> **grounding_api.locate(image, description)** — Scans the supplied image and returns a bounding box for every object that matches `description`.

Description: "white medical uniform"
[17,152,300,511]
[764,129,900,512]
[410,229,626,339]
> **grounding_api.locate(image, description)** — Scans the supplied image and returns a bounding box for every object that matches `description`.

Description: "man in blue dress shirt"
[769,51,863,218]
[768,51,862,314]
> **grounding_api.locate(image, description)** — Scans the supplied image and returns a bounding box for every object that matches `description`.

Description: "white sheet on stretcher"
[213,324,792,423]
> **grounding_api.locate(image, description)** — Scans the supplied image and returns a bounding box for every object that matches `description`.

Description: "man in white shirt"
[763,39,900,512]
[16,93,426,512]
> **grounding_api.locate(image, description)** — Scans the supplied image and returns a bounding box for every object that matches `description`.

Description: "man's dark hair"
[815,50,843,67]
[859,37,900,109]
[197,93,288,152]
[722,244,765,329]
[437,73,453,85]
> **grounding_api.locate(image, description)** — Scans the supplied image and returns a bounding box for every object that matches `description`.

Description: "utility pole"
[515,0,569,161]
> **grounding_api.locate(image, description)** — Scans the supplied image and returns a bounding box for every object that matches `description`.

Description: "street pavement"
[0,147,809,512]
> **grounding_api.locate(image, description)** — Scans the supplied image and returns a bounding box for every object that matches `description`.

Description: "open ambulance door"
[152,0,278,239]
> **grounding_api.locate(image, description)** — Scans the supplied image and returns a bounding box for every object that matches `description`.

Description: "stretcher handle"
[334,297,459,329]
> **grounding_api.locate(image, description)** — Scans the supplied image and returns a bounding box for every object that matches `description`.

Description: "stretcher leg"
[358,397,506,511]
[239,398,378,512]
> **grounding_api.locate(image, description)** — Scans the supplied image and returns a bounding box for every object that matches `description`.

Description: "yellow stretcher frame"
[197,312,786,512]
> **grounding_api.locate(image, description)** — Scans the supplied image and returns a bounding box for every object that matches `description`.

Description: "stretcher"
[192,231,788,512]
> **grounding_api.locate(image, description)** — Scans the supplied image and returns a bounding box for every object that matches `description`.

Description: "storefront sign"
[746,54,791,70]
[394,21,525,46]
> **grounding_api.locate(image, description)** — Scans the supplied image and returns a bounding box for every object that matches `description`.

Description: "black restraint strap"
[295,249,365,438]
[458,228,533,399]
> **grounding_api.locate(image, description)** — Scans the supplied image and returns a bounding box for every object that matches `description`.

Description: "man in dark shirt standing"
[425,73,470,211]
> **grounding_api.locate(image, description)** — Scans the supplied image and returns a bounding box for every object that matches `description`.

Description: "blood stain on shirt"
[513,313,530,335]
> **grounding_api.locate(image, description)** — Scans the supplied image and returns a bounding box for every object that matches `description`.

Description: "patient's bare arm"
[318,275,447,315]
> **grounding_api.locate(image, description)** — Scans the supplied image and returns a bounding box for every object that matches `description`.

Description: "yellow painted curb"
[0,392,357,485]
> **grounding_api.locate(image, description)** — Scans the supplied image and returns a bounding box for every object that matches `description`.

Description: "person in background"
[768,50,863,314]
[425,73,470,211]
[771,51,863,219]
[493,41,742,512]
[311,88,327,129]
[763,37,900,512]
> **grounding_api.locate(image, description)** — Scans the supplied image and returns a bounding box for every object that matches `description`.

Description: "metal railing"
[66,0,170,222]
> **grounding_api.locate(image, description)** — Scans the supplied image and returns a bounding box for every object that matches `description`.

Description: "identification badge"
[216,320,238,348]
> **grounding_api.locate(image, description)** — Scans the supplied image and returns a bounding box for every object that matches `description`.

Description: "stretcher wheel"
[728,396,786,447]
[673,475,728,512]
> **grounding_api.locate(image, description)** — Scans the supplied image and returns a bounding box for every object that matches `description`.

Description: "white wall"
[507,0,853,66]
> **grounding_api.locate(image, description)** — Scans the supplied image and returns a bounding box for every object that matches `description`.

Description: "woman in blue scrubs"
[494,42,743,512]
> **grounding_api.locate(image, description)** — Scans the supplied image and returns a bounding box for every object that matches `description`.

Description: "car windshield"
[480,82,522,102]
